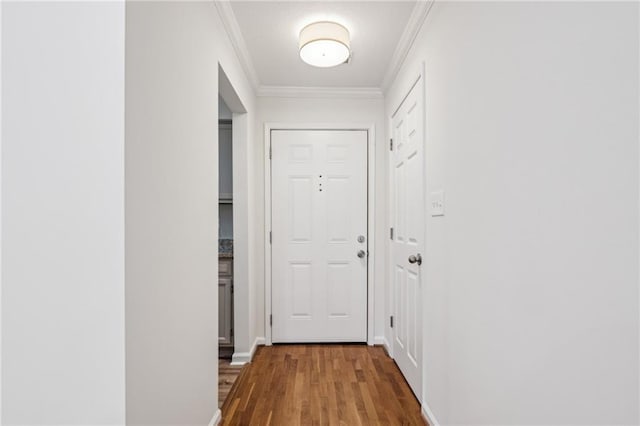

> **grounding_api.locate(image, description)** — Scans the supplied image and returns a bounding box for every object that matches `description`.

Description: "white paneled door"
[391,77,424,400]
[271,130,368,343]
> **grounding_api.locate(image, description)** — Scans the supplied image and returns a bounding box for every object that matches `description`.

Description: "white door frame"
[264,123,377,346]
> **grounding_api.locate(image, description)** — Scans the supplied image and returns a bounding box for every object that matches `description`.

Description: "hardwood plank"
[219,359,244,408]
[220,344,427,426]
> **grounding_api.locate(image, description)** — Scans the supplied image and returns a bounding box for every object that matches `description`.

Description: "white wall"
[125,2,255,424]
[1,3,4,421]
[2,2,126,424]
[386,1,639,424]
[255,96,387,342]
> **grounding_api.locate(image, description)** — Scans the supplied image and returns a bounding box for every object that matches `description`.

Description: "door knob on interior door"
[408,254,422,265]
[357,250,366,259]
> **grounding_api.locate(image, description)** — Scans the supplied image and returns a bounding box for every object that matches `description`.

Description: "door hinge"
[269,231,272,244]
[390,138,393,151]
[269,314,273,327]
[390,316,394,328]
[269,145,272,160]
[390,227,394,240]
[230,328,234,337]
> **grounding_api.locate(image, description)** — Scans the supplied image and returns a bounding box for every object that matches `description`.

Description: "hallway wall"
[1,2,126,424]
[125,2,256,424]
[254,95,387,343]
[386,1,639,424]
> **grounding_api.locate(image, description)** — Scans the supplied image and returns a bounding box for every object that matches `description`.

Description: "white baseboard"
[208,409,222,426]
[421,402,440,426]
[253,336,265,354]
[373,335,385,346]
[382,336,393,357]
[230,336,265,365]
[230,352,250,365]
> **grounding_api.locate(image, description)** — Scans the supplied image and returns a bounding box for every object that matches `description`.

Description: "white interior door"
[271,129,368,342]
[391,77,424,400]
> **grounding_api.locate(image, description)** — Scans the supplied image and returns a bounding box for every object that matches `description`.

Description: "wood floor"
[219,358,243,408]
[220,344,426,426]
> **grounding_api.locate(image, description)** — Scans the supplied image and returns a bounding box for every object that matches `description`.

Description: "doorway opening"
[217,64,249,410]
[218,97,234,359]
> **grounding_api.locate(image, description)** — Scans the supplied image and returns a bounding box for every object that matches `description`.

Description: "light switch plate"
[430,190,445,216]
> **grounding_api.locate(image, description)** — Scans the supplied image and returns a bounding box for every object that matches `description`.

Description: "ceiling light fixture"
[299,21,350,68]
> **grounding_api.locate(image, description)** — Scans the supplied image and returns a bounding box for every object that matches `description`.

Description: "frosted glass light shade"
[299,21,350,68]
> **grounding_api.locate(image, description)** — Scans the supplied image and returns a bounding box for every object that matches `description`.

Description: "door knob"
[357,250,366,259]
[408,253,422,265]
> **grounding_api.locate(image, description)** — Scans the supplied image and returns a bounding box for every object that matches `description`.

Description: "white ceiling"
[229,1,417,88]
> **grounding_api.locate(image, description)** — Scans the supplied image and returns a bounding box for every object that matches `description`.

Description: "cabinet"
[218,258,233,347]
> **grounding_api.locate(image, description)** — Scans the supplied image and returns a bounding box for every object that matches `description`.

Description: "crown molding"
[216,0,433,98]
[214,0,261,90]
[256,85,384,99]
[380,0,435,92]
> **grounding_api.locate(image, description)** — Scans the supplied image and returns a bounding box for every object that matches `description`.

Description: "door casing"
[264,123,377,346]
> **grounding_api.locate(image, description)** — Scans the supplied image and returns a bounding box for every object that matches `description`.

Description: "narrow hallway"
[220,345,425,425]
[2,1,638,425]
